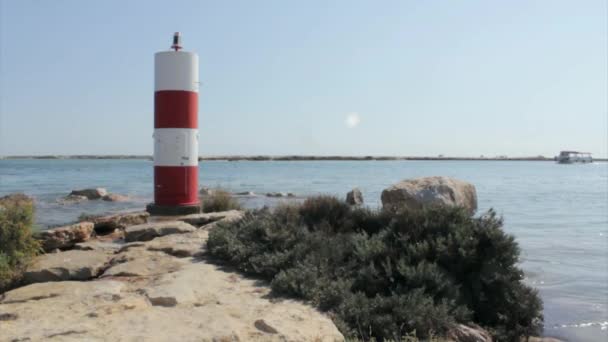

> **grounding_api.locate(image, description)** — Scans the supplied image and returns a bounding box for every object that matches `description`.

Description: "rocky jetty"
[381,176,477,214]
[1,210,344,341]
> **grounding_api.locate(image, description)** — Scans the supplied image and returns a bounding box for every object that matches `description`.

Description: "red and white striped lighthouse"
[147,32,201,215]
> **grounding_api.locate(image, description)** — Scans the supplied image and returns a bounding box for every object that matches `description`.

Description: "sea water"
[0,159,606,341]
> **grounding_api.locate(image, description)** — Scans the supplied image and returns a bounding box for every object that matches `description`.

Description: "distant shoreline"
[2,155,606,162]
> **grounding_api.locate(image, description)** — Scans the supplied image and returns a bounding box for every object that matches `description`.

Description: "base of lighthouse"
[146,202,201,216]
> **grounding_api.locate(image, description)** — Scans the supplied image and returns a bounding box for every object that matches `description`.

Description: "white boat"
[555,151,592,164]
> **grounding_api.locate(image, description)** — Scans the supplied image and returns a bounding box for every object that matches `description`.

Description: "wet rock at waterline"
[68,188,108,200]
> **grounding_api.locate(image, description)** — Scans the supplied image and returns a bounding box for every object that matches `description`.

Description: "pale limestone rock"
[36,222,95,252]
[381,176,478,215]
[101,249,187,278]
[2,259,343,342]
[22,250,111,284]
[142,229,210,257]
[125,221,196,242]
[73,240,123,252]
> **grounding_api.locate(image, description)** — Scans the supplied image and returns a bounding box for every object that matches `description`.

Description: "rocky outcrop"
[91,211,149,234]
[69,188,108,200]
[381,176,477,215]
[22,250,112,284]
[125,221,196,242]
[1,227,344,341]
[36,222,94,252]
[101,193,129,202]
[346,188,363,205]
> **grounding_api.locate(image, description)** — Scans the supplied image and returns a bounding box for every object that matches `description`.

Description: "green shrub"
[201,190,242,213]
[0,194,40,292]
[207,196,543,341]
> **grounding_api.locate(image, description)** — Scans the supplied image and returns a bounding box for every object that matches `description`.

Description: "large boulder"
[125,221,196,242]
[69,188,108,200]
[36,222,95,252]
[381,176,477,215]
[346,188,364,205]
[22,250,111,284]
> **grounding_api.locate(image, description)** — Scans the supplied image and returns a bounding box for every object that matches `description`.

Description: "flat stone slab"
[102,249,188,278]
[124,221,196,242]
[143,229,210,257]
[73,240,123,253]
[22,250,111,284]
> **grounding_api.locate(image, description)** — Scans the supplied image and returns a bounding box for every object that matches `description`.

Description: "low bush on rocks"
[207,196,543,341]
[201,190,242,213]
[0,194,40,292]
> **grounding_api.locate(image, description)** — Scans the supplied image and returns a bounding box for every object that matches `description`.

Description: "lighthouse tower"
[147,32,201,215]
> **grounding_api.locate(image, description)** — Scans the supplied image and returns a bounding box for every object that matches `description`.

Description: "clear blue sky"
[1,0,606,157]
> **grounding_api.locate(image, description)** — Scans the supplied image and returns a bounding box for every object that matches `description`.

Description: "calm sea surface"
[1,159,606,341]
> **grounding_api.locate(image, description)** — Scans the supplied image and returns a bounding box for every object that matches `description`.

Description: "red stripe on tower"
[147,32,201,215]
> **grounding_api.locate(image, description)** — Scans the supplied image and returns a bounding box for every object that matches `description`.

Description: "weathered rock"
[69,188,108,200]
[448,324,492,342]
[22,250,111,284]
[1,261,343,341]
[177,210,244,227]
[92,211,149,234]
[346,188,363,205]
[125,221,196,242]
[36,222,95,252]
[381,176,477,215]
[101,193,129,202]
[102,249,187,278]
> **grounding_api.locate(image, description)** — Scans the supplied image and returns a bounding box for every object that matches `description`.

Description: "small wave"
[555,321,608,330]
